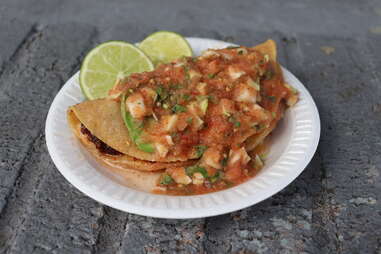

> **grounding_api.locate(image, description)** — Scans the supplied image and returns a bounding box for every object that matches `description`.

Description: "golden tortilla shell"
[245,40,288,151]
[253,39,277,61]
[67,109,196,171]
[245,101,286,151]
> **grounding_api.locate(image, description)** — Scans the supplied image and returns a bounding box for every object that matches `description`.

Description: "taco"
[67,39,298,195]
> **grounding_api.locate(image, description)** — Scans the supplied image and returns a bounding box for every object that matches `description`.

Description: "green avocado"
[121,94,155,153]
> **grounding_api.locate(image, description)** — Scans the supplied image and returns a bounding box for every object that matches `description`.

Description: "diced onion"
[228,66,245,80]
[155,143,169,158]
[192,172,204,185]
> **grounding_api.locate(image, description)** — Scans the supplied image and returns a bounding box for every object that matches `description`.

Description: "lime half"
[139,31,193,66]
[80,41,154,100]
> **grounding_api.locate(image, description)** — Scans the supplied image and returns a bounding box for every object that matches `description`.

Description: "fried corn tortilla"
[245,54,288,151]
[253,39,276,62]
[68,99,194,162]
[245,101,286,151]
[68,109,196,170]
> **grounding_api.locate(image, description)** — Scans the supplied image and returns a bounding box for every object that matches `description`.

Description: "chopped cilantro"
[272,112,276,118]
[172,104,187,113]
[160,174,173,185]
[156,86,169,101]
[208,73,216,79]
[221,157,228,167]
[183,94,191,101]
[267,95,276,102]
[170,83,183,89]
[228,116,241,128]
[183,65,190,80]
[195,145,208,158]
[210,171,223,183]
[186,165,208,178]
[186,117,193,124]
[171,132,179,139]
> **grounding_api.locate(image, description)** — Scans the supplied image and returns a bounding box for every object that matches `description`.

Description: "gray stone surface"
[0,22,96,214]
[121,216,205,254]
[0,0,380,253]
[204,156,321,254]
[1,0,381,38]
[0,18,33,73]
[94,207,128,254]
[284,35,381,253]
[0,136,104,253]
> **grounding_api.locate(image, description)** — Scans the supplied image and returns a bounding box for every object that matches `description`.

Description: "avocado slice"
[121,94,155,153]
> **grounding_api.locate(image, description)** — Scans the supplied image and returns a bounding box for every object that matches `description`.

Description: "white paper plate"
[45,38,320,219]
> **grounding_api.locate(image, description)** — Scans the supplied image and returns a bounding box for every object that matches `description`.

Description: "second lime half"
[80,41,154,100]
[139,31,193,66]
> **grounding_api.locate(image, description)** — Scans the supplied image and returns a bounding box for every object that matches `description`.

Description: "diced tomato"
[178,131,199,155]
[225,166,242,181]
[200,114,232,146]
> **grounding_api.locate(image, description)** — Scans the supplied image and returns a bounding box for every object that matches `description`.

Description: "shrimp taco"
[67,40,298,195]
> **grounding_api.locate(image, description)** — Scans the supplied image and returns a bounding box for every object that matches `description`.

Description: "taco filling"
[67,40,298,195]
[80,124,123,156]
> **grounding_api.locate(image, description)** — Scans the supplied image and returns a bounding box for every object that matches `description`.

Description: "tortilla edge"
[67,109,195,172]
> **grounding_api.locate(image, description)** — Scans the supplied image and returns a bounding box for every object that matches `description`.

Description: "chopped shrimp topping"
[114,44,297,194]
[125,92,148,119]
[167,167,192,185]
[201,146,223,169]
